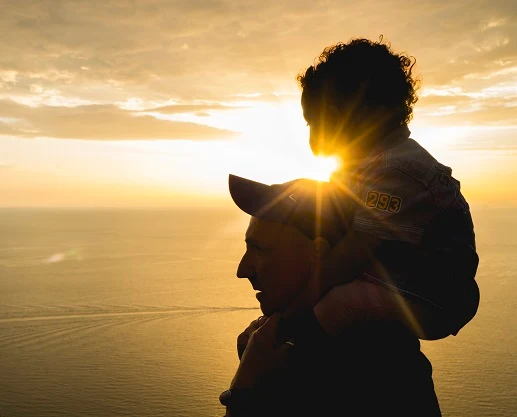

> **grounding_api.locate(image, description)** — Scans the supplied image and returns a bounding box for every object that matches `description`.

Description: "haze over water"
[1,207,515,417]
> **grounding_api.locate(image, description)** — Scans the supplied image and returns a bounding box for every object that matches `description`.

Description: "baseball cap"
[228,174,355,245]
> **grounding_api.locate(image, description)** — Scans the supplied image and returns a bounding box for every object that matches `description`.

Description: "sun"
[304,156,340,181]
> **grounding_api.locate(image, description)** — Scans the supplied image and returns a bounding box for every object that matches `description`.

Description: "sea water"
[0,207,515,417]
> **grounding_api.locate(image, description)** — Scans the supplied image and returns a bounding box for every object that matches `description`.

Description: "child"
[286,36,480,341]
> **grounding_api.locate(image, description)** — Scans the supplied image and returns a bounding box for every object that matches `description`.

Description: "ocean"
[0,206,515,417]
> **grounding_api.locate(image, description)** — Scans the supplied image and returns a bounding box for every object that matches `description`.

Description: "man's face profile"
[236,217,314,316]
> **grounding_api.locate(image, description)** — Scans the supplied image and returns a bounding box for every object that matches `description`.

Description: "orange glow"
[305,156,340,181]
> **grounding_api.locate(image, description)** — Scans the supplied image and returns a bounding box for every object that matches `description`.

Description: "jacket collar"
[331,125,411,184]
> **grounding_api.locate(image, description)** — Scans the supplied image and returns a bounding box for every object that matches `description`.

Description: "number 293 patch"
[366,190,402,213]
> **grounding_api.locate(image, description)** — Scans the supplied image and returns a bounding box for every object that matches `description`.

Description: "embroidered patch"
[366,190,402,213]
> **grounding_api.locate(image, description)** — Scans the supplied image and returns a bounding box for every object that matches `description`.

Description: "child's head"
[297,36,420,159]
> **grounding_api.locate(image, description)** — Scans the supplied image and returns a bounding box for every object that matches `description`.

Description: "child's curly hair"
[297,36,420,128]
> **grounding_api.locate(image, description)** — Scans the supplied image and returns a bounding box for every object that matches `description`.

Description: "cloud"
[1,0,516,123]
[416,90,517,124]
[143,103,241,114]
[0,164,14,171]
[453,146,517,152]
[411,125,517,152]
[416,99,517,126]
[454,127,517,151]
[0,100,237,140]
[141,93,295,114]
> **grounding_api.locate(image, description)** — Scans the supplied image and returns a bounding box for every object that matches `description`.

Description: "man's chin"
[256,294,275,316]
[256,292,289,316]
[258,303,283,317]
[259,303,274,317]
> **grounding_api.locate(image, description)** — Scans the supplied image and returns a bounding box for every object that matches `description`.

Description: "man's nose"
[236,253,251,279]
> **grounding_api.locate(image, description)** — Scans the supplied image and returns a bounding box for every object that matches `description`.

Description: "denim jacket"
[334,125,479,334]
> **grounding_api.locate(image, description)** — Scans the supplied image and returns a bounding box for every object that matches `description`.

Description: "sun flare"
[304,156,340,181]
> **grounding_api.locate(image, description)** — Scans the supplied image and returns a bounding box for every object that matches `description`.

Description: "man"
[219,174,442,416]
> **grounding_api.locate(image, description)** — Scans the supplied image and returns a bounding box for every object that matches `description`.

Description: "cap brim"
[229,174,294,223]
[229,174,353,245]
[228,174,267,215]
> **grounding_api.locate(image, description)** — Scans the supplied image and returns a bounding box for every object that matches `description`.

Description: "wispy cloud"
[143,103,242,115]
[0,100,237,140]
[1,0,516,132]
[439,126,517,151]
[2,1,517,207]
[0,164,14,171]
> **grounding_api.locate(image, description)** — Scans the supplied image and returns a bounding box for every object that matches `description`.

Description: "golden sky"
[1,0,516,208]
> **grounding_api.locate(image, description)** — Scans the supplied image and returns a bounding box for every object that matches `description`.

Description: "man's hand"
[237,315,268,360]
[231,314,295,389]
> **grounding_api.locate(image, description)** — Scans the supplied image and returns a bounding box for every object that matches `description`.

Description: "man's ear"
[312,237,331,258]
[310,237,332,291]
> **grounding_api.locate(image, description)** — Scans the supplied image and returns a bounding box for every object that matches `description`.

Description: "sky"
[1,0,516,208]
